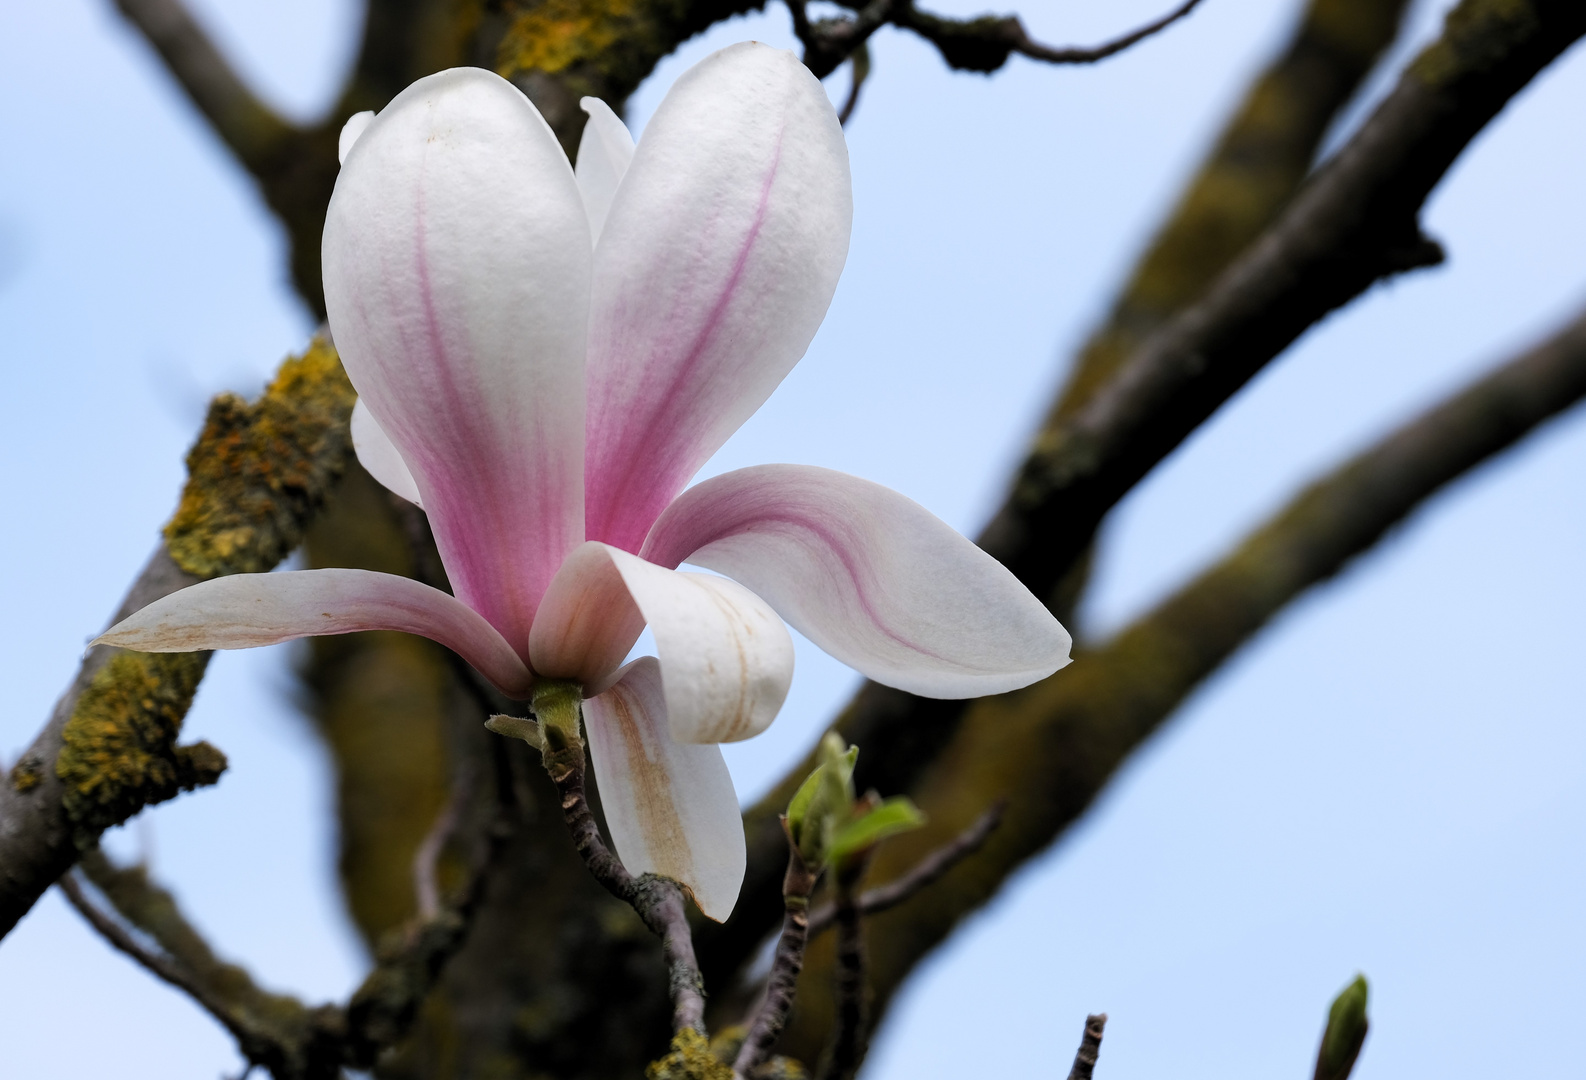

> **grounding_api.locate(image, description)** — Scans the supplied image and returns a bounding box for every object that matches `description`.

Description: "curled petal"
[529,542,647,692]
[584,657,746,921]
[323,68,591,652]
[584,43,853,552]
[642,465,1072,698]
[95,569,535,698]
[530,543,793,742]
[575,97,635,245]
[351,398,422,508]
[338,110,374,165]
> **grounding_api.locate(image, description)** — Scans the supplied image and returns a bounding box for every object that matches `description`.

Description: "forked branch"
[793,0,1203,79]
[112,0,297,167]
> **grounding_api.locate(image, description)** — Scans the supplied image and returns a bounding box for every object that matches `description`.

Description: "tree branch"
[0,338,354,941]
[111,0,297,167]
[793,0,1202,79]
[65,745,513,1079]
[831,293,1586,1056]
[59,869,281,1055]
[701,0,1586,1019]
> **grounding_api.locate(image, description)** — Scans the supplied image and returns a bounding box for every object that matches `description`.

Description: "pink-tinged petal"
[575,97,635,245]
[351,398,423,508]
[529,541,647,691]
[530,543,793,742]
[323,68,591,654]
[584,657,746,920]
[94,569,536,697]
[584,43,852,553]
[642,465,1072,698]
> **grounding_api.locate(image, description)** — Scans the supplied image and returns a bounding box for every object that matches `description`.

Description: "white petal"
[338,110,375,165]
[584,657,746,921]
[530,543,793,742]
[584,43,852,553]
[351,398,422,508]
[575,97,635,245]
[642,465,1072,698]
[95,569,535,698]
[323,67,591,652]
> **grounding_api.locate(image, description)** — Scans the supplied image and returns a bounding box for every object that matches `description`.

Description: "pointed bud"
[1313,975,1369,1080]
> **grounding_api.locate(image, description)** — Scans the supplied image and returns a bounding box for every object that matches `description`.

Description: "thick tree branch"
[983,0,1586,611]
[112,0,297,168]
[702,0,1421,1000]
[823,294,1586,1057]
[0,338,354,941]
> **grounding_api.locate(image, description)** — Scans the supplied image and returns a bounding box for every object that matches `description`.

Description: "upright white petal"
[351,399,422,508]
[575,97,635,245]
[323,68,591,654]
[584,657,746,921]
[584,43,852,553]
[530,543,793,742]
[643,465,1072,698]
[96,569,535,698]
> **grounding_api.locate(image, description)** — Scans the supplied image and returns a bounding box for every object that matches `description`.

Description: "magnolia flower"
[99,43,1071,920]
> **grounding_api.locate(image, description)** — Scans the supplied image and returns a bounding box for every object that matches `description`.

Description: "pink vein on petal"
[588,121,789,553]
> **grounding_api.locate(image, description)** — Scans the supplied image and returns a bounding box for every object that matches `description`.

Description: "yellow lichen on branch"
[56,651,224,837]
[54,335,356,839]
[499,0,643,77]
[165,334,355,579]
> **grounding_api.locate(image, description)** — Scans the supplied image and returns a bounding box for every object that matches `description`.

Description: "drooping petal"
[584,43,853,553]
[351,398,423,508]
[338,110,375,165]
[323,67,591,654]
[642,465,1072,698]
[530,542,793,742]
[574,97,635,246]
[95,569,535,698]
[584,657,746,921]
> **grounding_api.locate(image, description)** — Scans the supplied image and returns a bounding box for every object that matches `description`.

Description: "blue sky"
[2,0,1584,1077]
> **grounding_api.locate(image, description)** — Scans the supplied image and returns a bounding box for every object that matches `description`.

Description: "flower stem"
[531,679,707,1035]
[734,832,819,1077]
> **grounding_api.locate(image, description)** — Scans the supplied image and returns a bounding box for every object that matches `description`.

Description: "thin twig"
[794,0,1203,78]
[735,841,819,1077]
[1010,0,1201,64]
[808,802,1003,937]
[838,44,871,126]
[1066,1014,1107,1080]
[59,872,270,1054]
[818,857,872,1080]
[411,780,462,923]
